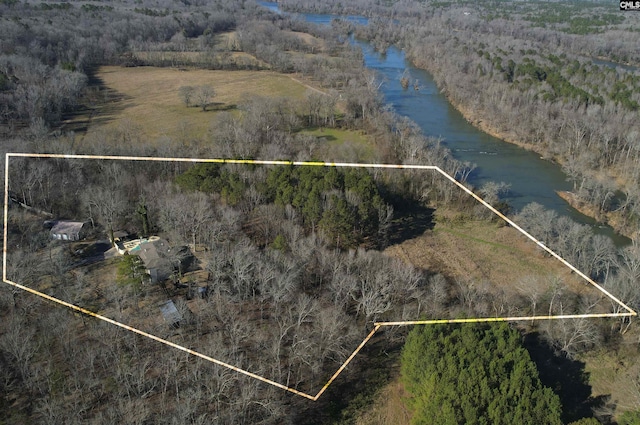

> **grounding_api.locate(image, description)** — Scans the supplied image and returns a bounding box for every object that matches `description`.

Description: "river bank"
[557,191,637,240]
[453,96,636,240]
[407,54,636,241]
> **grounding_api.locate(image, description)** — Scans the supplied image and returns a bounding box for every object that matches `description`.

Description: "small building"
[49,221,87,241]
[159,299,195,328]
[159,300,182,328]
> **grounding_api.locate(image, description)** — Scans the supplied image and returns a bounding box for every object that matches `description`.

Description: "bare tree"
[179,85,195,107]
[351,263,393,321]
[543,314,600,359]
[0,316,40,385]
[83,185,128,244]
[426,273,449,318]
[616,240,640,284]
[196,85,215,111]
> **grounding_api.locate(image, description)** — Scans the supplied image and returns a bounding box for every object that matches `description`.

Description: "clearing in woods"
[67,66,368,158]
[83,67,311,141]
[385,208,586,300]
[3,154,636,401]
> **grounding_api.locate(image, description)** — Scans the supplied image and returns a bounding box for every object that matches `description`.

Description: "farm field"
[81,67,311,142]
[67,66,372,160]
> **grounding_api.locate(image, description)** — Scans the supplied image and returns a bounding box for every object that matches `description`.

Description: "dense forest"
[402,323,564,424]
[1,0,640,424]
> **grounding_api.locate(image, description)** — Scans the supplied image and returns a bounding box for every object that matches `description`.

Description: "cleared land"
[385,208,588,302]
[283,30,327,51]
[83,67,310,142]
[301,127,376,161]
[69,66,369,157]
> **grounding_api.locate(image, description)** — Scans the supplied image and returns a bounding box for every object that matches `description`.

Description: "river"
[259,1,630,246]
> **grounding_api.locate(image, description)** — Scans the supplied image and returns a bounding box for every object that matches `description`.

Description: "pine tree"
[401,323,563,425]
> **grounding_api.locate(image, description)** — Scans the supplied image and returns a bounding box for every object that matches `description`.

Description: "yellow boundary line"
[2,153,637,401]
[1,277,317,400]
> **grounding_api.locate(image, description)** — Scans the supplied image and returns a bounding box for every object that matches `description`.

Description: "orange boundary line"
[3,153,636,401]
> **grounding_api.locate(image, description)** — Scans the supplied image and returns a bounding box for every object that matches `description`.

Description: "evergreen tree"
[319,195,356,249]
[401,323,563,425]
[619,411,640,425]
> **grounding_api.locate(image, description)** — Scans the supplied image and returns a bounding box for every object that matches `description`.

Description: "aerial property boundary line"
[2,153,637,401]
[0,277,319,400]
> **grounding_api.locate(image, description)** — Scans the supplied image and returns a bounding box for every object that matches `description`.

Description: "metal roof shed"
[159,300,182,327]
[50,221,87,241]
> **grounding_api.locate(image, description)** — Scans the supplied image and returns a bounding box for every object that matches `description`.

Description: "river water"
[259,2,630,246]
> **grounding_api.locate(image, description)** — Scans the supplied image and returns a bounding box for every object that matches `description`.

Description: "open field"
[301,127,376,161]
[66,65,373,162]
[386,208,592,308]
[284,30,327,51]
[75,67,317,143]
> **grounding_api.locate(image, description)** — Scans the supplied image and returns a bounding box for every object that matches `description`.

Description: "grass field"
[301,127,377,162]
[385,208,590,307]
[78,66,321,144]
[69,65,376,162]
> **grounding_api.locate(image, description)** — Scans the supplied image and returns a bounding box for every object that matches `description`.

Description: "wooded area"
[401,323,563,425]
[1,0,640,424]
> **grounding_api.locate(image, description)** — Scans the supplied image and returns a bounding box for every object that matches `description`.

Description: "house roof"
[132,238,193,282]
[50,221,85,235]
[113,230,129,240]
[138,238,173,270]
[135,238,181,283]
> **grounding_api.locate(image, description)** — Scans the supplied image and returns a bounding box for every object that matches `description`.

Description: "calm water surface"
[259,2,630,246]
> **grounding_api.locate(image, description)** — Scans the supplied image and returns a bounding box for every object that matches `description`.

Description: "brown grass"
[284,30,327,51]
[216,31,240,51]
[300,127,378,162]
[79,66,320,144]
[385,208,591,303]
[356,379,412,425]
